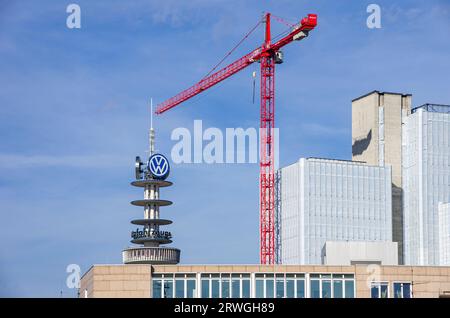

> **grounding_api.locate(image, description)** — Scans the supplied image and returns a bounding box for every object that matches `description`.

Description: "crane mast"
[156,12,317,264]
[260,13,276,264]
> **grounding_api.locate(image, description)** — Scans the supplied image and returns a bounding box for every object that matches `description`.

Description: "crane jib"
[156,14,317,115]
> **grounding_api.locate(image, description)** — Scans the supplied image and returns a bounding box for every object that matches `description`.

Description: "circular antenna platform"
[122,247,180,265]
[131,199,172,207]
[131,179,172,188]
[131,218,173,226]
[131,237,172,245]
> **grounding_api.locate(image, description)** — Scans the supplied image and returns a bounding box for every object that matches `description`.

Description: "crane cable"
[201,19,262,80]
[271,14,298,44]
[201,14,294,81]
[271,14,295,28]
[199,14,292,105]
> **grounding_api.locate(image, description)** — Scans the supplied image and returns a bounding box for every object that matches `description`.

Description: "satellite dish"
[135,156,144,180]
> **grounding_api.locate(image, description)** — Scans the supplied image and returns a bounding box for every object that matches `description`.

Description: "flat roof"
[306,157,366,164]
[352,90,412,103]
[86,263,450,269]
[411,103,450,114]
[279,157,388,172]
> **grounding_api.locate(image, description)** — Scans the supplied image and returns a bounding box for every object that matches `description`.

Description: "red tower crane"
[156,13,317,264]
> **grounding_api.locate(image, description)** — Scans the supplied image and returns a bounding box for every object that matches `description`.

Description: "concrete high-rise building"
[439,203,450,266]
[277,158,393,265]
[352,91,412,264]
[403,104,450,265]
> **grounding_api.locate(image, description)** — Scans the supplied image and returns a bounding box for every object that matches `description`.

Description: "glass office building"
[439,203,450,266]
[277,158,393,264]
[403,104,450,265]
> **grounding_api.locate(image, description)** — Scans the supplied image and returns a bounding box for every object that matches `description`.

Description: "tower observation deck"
[122,102,180,264]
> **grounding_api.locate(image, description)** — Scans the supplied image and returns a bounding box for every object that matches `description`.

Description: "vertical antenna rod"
[150,98,155,155]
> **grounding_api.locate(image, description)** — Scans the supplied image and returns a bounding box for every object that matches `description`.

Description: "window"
[310,274,355,298]
[163,280,173,298]
[286,278,295,298]
[153,272,356,299]
[153,279,162,298]
[335,274,355,298]
[222,278,230,298]
[242,279,250,298]
[333,280,343,298]
[266,278,275,298]
[186,279,196,298]
[256,273,305,298]
[201,279,210,298]
[322,280,332,298]
[154,274,196,298]
[211,277,220,298]
[344,280,355,298]
[201,273,250,298]
[276,276,284,298]
[296,279,305,298]
[175,279,184,298]
[371,282,389,298]
[311,279,320,298]
[393,282,412,298]
[255,278,264,298]
[232,277,240,297]
[153,276,174,298]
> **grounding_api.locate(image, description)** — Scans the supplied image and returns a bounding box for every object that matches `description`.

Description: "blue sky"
[0,0,449,297]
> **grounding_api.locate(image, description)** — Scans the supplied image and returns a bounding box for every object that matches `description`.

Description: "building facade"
[277,158,393,265]
[322,241,398,266]
[439,203,450,266]
[79,264,450,298]
[352,91,412,264]
[403,104,450,265]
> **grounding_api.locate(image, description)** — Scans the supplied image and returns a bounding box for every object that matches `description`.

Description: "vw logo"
[148,154,170,180]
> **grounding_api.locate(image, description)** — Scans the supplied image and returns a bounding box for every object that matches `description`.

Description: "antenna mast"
[150,98,155,155]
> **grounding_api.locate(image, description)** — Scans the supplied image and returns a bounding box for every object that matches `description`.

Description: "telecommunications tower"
[122,99,180,264]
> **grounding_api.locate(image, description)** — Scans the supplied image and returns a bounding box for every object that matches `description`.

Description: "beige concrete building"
[80,264,450,298]
[352,91,412,264]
